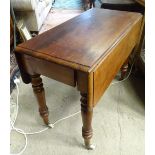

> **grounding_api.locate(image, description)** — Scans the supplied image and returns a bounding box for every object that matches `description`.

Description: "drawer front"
[23,55,76,87]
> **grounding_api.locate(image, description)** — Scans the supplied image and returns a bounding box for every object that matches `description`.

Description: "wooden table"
[15,8,142,149]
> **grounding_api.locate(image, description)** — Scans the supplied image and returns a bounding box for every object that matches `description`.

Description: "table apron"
[22,55,76,87]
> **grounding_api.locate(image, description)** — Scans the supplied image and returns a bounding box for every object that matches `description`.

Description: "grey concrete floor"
[10,74,145,155]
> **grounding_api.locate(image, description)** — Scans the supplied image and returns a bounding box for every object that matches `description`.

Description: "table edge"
[15,46,90,72]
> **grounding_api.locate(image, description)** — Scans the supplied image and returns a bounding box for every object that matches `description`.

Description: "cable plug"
[14,77,20,84]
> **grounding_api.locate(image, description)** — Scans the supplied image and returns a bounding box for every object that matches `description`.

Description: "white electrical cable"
[12,80,19,126]
[11,63,134,154]
[10,80,28,155]
[10,79,80,155]
[52,111,80,126]
[10,126,27,155]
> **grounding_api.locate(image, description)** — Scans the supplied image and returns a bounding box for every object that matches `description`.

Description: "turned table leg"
[120,59,129,80]
[80,93,95,150]
[31,74,49,125]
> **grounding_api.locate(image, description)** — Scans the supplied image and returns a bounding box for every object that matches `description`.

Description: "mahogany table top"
[16,8,142,72]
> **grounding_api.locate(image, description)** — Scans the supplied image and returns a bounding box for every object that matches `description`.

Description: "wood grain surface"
[16,8,142,72]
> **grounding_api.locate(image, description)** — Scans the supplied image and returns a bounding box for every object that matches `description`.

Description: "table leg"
[120,59,129,80]
[31,74,49,125]
[80,92,95,150]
